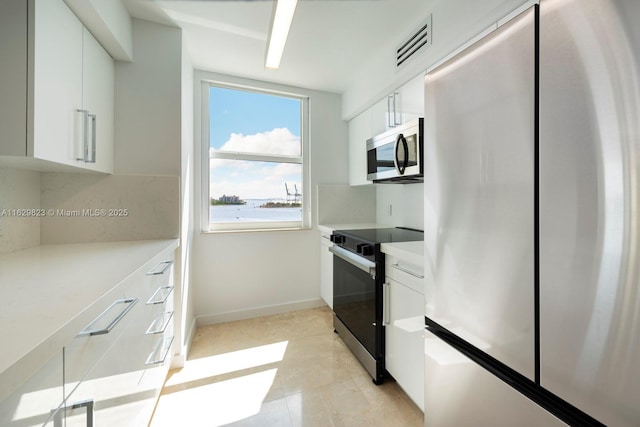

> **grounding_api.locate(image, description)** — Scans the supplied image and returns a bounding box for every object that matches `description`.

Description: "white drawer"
[385,255,424,295]
[0,351,63,427]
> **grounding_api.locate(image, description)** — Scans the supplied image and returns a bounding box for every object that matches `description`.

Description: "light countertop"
[381,241,424,266]
[317,223,391,234]
[0,239,178,399]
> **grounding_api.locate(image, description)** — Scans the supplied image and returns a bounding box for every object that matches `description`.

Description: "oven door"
[330,246,378,356]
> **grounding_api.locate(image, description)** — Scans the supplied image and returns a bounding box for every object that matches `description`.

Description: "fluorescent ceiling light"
[265,0,298,69]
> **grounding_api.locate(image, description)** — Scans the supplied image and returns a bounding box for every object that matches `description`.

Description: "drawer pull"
[391,263,424,279]
[79,298,138,336]
[146,286,174,304]
[53,398,94,427]
[146,311,174,334]
[147,260,173,275]
[146,336,174,365]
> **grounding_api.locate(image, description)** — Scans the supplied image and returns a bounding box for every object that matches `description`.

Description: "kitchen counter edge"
[0,239,179,400]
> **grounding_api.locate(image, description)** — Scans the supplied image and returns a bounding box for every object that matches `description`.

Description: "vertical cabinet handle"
[76,109,89,161]
[387,94,393,128]
[88,113,96,164]
[393,91,400,126]
[75,109,97,163]
[384,282,391,326]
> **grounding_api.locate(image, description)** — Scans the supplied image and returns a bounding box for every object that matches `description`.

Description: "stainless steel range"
[330,227,423,384]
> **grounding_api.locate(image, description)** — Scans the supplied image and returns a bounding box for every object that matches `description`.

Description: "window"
[203,83,309,231]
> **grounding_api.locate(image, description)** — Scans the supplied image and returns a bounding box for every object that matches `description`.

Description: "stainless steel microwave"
[366,118,423,183]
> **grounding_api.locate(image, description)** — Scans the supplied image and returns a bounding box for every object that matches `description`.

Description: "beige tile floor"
[150,306,423,427]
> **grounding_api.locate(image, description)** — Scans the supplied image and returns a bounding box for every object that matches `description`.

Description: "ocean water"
[210,199,301,223]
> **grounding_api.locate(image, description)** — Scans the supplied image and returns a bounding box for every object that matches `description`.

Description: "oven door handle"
[329,246,376,278]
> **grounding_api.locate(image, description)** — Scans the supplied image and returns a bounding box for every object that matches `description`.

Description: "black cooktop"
[336,227,423,245]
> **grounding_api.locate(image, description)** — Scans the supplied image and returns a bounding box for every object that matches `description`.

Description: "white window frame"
[198,77,310,233]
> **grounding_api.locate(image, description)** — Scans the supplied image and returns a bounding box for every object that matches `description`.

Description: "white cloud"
[212,128,300,156]
[208,128,302,199]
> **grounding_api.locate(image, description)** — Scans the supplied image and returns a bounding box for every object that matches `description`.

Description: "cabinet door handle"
[384,282,391,326]
[53,398,94,427]
[87,113,96,164]
[391,263,424,279]
[76,109,89,161]
[387,94,393,128]
[393,91,400,126]
[78,298,138,336]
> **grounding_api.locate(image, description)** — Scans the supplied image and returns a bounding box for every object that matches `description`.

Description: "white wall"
[114,18,194,363]
[176,42,195,364]
[114,19,181,176]
[192,72,348,324]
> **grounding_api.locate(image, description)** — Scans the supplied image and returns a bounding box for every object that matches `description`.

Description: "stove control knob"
[330,235,345,244]
[357,243,374,256]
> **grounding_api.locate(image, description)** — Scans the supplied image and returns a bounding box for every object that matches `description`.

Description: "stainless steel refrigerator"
[423,0,640,425]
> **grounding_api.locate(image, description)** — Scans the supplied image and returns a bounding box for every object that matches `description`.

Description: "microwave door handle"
[394,134,408,175]
[402,136,409,169]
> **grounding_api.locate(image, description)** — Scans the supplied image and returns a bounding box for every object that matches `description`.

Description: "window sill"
[201,226,312,235]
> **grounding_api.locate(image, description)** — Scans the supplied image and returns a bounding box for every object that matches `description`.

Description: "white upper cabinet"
[348,73,425,186]
[396,73,425,125]
[0,0,114,173]
[370,73,425,137]
[348,108,372,186]
[80,29,114,173]
[31,0,84,168]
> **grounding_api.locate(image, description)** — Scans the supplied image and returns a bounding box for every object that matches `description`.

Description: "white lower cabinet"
[0,352,64,427]
[0,247,175,427]
[319,233,334,308]
[384,256,425,411]
[64,252,175,426]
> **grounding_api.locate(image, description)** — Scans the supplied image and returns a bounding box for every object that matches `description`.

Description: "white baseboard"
[196,298,327,326]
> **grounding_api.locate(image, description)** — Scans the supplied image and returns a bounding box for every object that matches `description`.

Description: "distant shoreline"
[260,201,301,208]
[210,200,246,206]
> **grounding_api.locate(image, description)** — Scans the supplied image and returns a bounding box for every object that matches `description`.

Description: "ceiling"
[120,0,432,94]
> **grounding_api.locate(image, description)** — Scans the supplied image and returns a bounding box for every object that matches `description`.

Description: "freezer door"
[424,8,535,379]
[539,0,640,425]
[424,329,566,427]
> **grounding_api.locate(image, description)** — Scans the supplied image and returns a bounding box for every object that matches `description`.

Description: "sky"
[209,86,302,200]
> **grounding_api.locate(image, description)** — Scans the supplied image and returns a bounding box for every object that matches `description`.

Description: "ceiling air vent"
[396,14,432,69]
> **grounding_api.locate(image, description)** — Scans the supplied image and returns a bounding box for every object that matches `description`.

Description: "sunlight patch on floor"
[152,368,279,426]
[164,341,288,387]
[151,341,289,426]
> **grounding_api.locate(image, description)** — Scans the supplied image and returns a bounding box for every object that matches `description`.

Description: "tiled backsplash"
[0,167,179,252]
[40,173,179,244]
[317,184,376,225]
[376,183,424,230]
[0,167,41,253]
